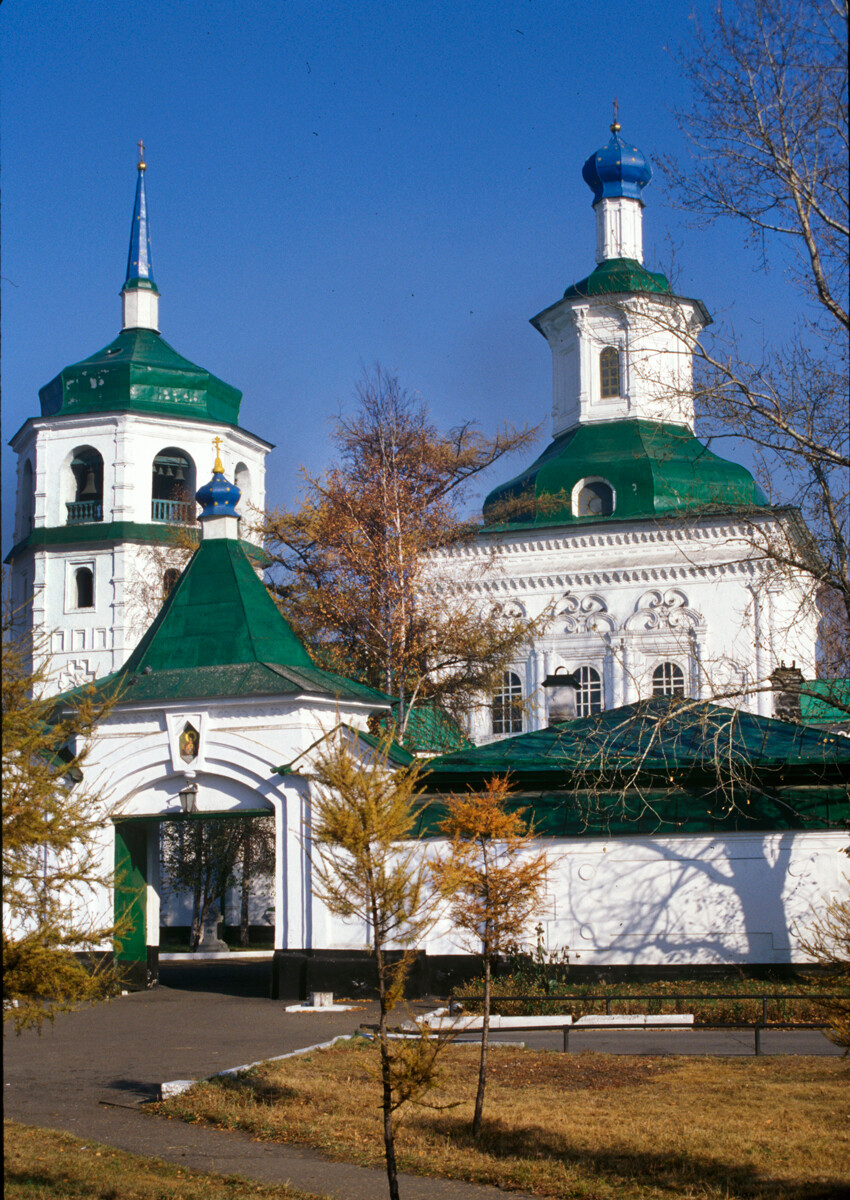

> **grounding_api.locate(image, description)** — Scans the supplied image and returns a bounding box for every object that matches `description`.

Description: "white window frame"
[65,559,96,612]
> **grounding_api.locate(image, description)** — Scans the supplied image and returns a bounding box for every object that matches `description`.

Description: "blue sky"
[2,0,798,548]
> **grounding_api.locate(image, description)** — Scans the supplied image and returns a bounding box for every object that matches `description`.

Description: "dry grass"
[3,1122,326,1200]
[157,1041,850,1199]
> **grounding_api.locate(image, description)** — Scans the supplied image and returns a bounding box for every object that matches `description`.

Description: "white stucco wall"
[8,411,270,693]
[426,512,818,741]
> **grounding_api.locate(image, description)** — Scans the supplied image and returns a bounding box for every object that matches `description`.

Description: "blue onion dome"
[196,445,241,518]
[582,121,652,206]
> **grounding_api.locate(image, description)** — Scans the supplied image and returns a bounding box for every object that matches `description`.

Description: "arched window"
[234,461,251,511]
[600,346,621,399]
[152,449,196,523]
[652,662,686,696]
[67,447,104,525]
[163,568,180,596]
[577,480,614,517]
[74,567,94,609]
[492,670,523,735]
[576,665,603,717]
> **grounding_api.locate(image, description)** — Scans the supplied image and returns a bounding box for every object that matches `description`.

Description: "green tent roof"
[60,537,390,708]
[483,419,768,529]
[38,328,242,425]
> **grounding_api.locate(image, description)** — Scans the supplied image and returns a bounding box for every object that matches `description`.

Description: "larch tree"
[261,366,544,742]
[2,616,121,1033]
[661,0,849,705]
[307,733,443,1200]
[431,777,549,1138]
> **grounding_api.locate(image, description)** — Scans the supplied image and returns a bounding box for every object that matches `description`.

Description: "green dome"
[38,328,242,425]
[562,257,672,300]
[483,419,768,529]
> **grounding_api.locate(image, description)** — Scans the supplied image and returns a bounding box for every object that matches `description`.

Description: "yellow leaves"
[431,776,550,957]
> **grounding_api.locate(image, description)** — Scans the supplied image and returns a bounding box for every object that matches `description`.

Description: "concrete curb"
[160,1032,367,1099]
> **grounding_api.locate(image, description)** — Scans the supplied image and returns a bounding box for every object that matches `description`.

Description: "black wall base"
[270,950,817,1002]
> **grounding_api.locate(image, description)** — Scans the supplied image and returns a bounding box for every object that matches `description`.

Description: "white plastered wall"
[70,695,381,955]
[8,412,270,694]
[426,512,818,741]
[537,293,704,437]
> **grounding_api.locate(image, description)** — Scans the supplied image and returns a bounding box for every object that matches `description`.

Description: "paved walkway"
[4,969,840,1199]
[3,980,535,1200]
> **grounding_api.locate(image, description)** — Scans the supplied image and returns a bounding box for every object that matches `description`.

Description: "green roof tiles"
[483,419,768,529]
[38,328,242,424]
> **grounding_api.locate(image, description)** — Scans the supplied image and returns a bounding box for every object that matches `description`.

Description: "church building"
[5,131,846,997]
[427,120,819,742]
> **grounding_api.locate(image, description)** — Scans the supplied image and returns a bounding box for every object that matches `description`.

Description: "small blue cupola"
[582,120,652,207]
[196,441,241,537]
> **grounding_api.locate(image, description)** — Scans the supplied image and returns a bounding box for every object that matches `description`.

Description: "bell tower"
[7,148,272,694]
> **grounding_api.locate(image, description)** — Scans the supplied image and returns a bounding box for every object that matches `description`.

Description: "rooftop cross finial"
[137,139,146,171]
[610,98,621,135]
[212,436,225,474]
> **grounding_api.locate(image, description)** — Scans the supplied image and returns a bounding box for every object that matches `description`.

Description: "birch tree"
[262,366,542,741]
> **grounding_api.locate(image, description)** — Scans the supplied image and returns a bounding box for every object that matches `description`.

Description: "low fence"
[447,992,838,1056]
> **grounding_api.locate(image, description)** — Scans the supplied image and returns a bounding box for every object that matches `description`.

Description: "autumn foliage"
[261,367,541,740]
[432,776,549,1135]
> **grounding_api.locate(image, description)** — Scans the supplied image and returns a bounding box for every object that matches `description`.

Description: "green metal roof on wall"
[423,698,850,786]
[483,419,768,529]
[800,679,850,726]
[563,257,672,300]
[38,328,242,425]
[59,537,390,708]
[414,698,850,837]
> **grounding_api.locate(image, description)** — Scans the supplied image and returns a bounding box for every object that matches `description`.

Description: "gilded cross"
[611,98,620,133]
[212,436,224,473]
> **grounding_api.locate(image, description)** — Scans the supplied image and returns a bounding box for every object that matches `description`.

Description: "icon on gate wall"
[179,722,200,763]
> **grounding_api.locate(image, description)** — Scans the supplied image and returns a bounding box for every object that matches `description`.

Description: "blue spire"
[123,142,158,291]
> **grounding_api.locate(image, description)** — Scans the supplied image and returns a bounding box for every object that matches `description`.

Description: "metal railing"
[151,499,195,524]
[447,991,838,1056]
[448,991,840,1023]
[66,500,103,525]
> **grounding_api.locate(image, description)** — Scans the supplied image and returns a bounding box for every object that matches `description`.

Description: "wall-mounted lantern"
[178,780,198,814]
[541,670,580,726]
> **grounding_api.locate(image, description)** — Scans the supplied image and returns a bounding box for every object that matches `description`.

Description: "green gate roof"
[38,328,242,425]
[59,537,390,708]
[483,419,768,529]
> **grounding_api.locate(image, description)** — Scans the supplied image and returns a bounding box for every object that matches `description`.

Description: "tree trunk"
[473,952,491,1138]
[190,826,203,949]
[240,834,252,947]
[376,945,401,1200]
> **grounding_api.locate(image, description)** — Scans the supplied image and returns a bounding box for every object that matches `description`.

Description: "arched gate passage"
[114,806,275,990]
